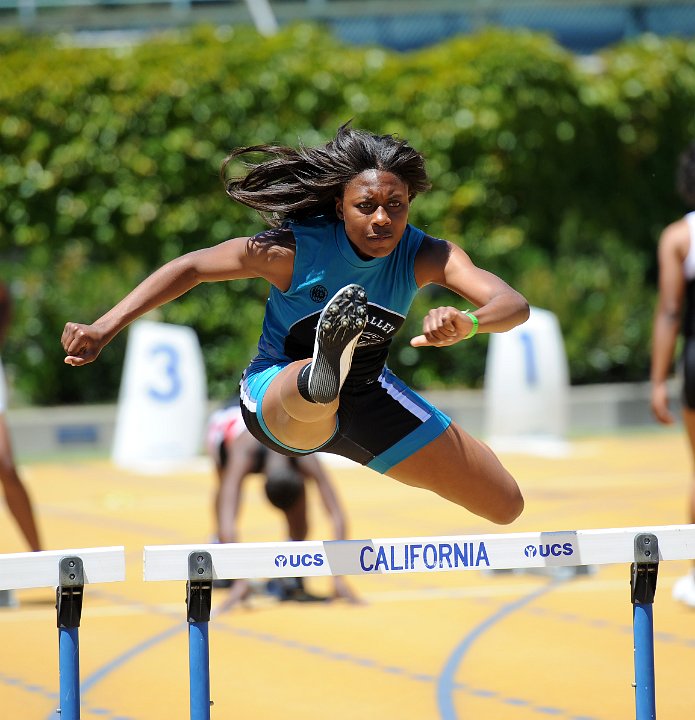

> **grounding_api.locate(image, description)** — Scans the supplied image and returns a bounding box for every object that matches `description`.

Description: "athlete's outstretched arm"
[411,236,529,348]
[61,234,293,366]
[62,237,251,365]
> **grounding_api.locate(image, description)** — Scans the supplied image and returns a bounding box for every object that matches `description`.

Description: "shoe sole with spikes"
[308,284,368,404]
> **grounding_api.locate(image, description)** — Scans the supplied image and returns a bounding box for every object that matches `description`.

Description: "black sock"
[296,362,315,403]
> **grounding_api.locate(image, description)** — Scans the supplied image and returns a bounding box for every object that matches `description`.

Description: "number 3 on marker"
[519,331,538,387]
[147,343,182,402]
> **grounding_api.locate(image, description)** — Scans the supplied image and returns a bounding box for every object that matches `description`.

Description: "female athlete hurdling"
[62,122,529,525]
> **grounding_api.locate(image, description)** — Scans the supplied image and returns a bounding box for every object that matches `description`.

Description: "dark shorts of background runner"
[682,337,695,409]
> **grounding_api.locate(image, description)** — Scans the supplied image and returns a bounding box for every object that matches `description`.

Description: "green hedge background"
[1,25,695,405]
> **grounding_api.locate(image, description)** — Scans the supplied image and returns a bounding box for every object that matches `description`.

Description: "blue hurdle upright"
[56,556,84,720]
[143,524,695,720]
[631,533,659,720]
[186,551,213,720]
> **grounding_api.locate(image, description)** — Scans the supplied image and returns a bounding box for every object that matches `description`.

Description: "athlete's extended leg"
[259,285,367,451]
[682,408,695,526]
[0,416,41,551]
[384,421,524,525]
[281,489,308,542]
[672,407,695,605]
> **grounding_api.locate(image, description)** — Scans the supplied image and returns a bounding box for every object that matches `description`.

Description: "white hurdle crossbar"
[144,525,695,720]
[0,546,125,720]
[0,546,126,590]
[143,524,695,581]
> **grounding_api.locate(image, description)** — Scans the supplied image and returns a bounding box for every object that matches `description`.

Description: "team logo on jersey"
[310,285,328,303]
[285,303,404,360]
[359,309,399,345]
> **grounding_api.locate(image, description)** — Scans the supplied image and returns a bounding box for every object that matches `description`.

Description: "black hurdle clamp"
[56,556,84,629]
[630,533,659,605]
[186,551,213,623]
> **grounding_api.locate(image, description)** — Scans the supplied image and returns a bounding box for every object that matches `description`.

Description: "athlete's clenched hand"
[62,322,108,366]
[410,306,475,348]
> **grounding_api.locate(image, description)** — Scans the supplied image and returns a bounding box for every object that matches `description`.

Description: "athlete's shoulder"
[414,233,455,262]
[250,226,296,249]
[659,217,691,260]
[413,234,473,287]
[244,227,296,289]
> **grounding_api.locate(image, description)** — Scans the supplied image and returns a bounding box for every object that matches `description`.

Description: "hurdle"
[144,524,695,720]
[0,546,126,720]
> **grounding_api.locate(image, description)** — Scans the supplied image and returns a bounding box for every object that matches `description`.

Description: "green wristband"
[462,310,479,340]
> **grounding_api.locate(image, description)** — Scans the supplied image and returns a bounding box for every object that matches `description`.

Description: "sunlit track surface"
[2,429,694,719]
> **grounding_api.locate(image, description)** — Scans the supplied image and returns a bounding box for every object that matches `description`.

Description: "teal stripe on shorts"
[366,396,450,473]
[240,361,337,455]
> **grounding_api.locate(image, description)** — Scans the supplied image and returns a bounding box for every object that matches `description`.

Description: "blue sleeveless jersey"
[251,217,425,384]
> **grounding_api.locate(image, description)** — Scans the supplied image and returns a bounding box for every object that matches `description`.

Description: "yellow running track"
[1,428,694,720]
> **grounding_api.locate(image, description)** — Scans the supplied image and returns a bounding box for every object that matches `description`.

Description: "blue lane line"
[0,671,57,700]
[2,670,133,720]
[222,615,604,717]
[437,580,568,720]
[81,623,185,694]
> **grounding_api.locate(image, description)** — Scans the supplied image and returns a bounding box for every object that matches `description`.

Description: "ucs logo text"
[524,543,574,558]
[274,553,325,568]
